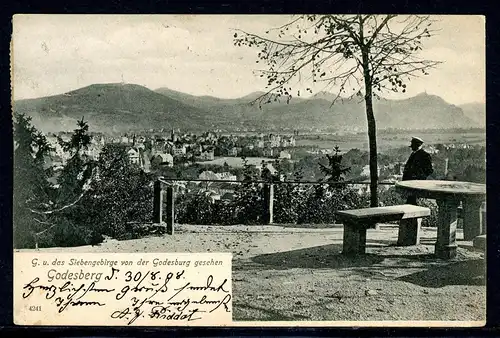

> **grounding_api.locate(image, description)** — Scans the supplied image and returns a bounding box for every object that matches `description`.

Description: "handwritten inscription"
[15,253,232,326]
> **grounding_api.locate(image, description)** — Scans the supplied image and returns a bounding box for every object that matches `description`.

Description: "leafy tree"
[298,148,365,224]
[175,192,216,225]
[319,146,350,183]
[271,163,305,224]
[295,154,324,180]
[57,118,91,155]
[13,113,54,248]
[13,115,98,248]
[48,119,97,247]
[232,157,263,224]
[54,119,94,205]
[80,144,154,240]
[234,15,441,206]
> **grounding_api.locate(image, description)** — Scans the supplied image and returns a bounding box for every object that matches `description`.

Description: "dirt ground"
[17,224,486,324]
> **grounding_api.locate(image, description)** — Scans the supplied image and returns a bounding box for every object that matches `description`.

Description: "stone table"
[395,180,486,259]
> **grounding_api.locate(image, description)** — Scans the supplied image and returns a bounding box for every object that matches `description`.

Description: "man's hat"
[411,136,424,144]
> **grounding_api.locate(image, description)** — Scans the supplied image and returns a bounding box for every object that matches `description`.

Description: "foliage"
[232,158,265,224]
[378,186,405,207]
[272,165,304,224]
[175,150,369,226]
[13,116,155,248]
[172,142,482,228]
[13,113,54,248]
[46,119,96,247]
[57,118,91,156]
[15,114,481,249]
[80,144,154,241]
[234,15,440,106]
[13,114,100,248]
[295,154,326,181]
[417,198,439,228]
[175,191,218,225]
[319,146,350,182]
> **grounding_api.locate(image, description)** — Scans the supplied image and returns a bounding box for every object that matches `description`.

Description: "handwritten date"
[21,267,231,325]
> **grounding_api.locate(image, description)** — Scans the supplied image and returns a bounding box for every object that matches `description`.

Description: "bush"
[173,182,370,226]
[212,200,238,225]
[378,186,439,227]
[418,198,439,228]
[233,182,265,224]
[48,220,94,247]
[378,186,405,207]
[273,183,304,224]
[67,144,154,243]
[175,192,218,225]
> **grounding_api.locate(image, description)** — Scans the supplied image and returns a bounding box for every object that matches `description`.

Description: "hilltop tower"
[171,128,178,142]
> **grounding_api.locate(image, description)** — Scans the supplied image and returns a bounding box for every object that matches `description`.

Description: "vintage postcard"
[12,14,486,327]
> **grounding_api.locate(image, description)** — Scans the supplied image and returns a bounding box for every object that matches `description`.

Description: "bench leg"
[343,222,367,255]
[397,218,421,246]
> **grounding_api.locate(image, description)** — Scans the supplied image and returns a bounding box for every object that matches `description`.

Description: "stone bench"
[336,204,431,255]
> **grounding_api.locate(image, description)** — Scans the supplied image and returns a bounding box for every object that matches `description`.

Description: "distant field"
[197,157,275,167]
[296,131,486,152]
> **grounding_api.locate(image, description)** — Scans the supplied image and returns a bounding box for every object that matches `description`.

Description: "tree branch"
[34,219,58,236]
[367,15,396,47]
[29,191,86,215]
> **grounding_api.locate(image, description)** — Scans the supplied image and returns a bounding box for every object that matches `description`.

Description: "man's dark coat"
[402,148,434,181]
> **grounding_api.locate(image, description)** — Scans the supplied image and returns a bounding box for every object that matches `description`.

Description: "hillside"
[13,83,218,133]
[373,93,476,130]
[156,89,478,130]
[459,102,486,127]
[154,87,227,108]
[13,83,481,133]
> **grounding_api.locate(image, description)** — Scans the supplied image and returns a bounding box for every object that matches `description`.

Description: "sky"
[11,15,485,105]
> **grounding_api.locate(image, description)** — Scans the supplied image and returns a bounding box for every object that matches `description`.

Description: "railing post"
[263,183,274,224]
[166,185,175,235]
[153,180,163,224]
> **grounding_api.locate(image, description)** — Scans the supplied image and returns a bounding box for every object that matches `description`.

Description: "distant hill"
[220,92,477,130]
[373,93,477,130]
[155,89,478,130]
[153,88,303,108]
[13,83,217,133]
[13,83,482,133]
[459,102,486,127]
[154,87,226,108]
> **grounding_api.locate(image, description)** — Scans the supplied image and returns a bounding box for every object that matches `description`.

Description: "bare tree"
[234,15,441,206]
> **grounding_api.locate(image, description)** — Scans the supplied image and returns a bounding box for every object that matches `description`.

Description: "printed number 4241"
[29,305,42,311]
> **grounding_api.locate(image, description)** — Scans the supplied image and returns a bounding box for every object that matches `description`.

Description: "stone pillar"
[397,218,421,246]
[462,198,483,240]
[342,221,367,255]
[435,198,460,259]
[153,180,163,224]
[165,185,174,235]
[263,183,274,224]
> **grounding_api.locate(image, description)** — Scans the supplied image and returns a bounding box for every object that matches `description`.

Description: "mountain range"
[12,83,485,133]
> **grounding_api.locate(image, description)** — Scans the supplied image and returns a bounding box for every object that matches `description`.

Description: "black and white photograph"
[12,14,486,324]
